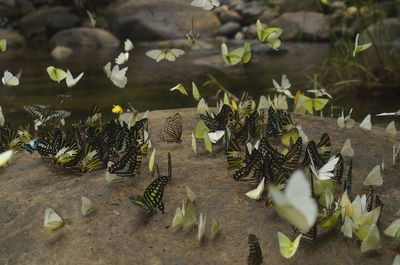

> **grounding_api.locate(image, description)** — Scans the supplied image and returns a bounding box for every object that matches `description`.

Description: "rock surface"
[217,22,241,38]
[105,0,220,41]
[0,28,26,47]
[0,108,399,265]
[278,0,321,12]
[49,27,120,48]
[271,11,330,41]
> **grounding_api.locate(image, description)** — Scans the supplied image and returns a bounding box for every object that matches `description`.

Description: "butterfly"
[221,42,251,65]
[108,147,142,177]
[353,33,372,57]
[294,92,329,115]
[0,39,6,52]
[129,175,170,214]
[277,232,301,259]
[124,38,134,52]
[247,234,263,265]
[2,70,20,86]
[341,138,354,157]
[256,20,283,50]
[86,10,96,29]
[359,114,372,130]
[273,74,294,98]
[265,107,294,137]
[66,70,84,88]
[363,165,383,187]
[245,177,265,200]
[47,66,67,83]
[23,105,71,124]
[200,104,232,132]
[331,153,344,183]
[146,49,185,62]
[337,108,355,128]
[376,109,400,117]
[344,159,353,194]
[160,113,182,143]
[309,153,339,181]
[185,16,200,46]
[103,62,128,89]
[115,52,129,65]
[190,0,220,10]
[0,149,13,167]
[170,84,188,96]
[385,120,397,136]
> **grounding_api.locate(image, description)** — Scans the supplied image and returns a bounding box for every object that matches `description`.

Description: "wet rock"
[234,31,244,40]
[219,6,243,24]
[217,22,241,38]
[0,28,26,47]
[360,18,400,45]
[242,23,257,39]
[51,46,74,60]
[271,11,330,41]
[278,0,320,12]
[17,6,70,43]
[105,0,220,41]
[46,10,81,37]
[330,1,346,11]
[0,108,398,265]
[258,8,277,24]
[240,2,265,21]
[49,27,120,48]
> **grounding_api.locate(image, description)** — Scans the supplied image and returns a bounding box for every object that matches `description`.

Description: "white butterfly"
[337,108,354,128]
[360,224,381,253]
[66,70,84,88]
[198,213,206,241]
[257,95,271,110]
[359,114,371,130]
[268,169,317,233]
[2,70,19,86]
[43,207,64,232]
[0,149,13,167]
[245,177,265,200]
[196,98,209,114]
[385,120,397,136]
[191,0,220,10]
[0,106,4,126]
[273,74,294,98]
[363,165,383,186]
[146,49,185,62]
[309,151,339,180]
[306,88,333,99]
[115,52,129,65]
[81,196,94,216]
[208,130,225,143]
[103,62,128,89]
[393,144,400,165]
[124,39,134,52]
[341,138,354,157]
[376,110,400,117]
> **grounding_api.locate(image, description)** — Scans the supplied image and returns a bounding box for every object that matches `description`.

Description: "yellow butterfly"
[353,33,372,57]
[47,66,67,83]
[146,49,185,62]
[170,84,188,96]
[221,42,251,65]
[256,20,283,50]
[277,232,301,259]
[0,39,6,52]
[294,91,329,115]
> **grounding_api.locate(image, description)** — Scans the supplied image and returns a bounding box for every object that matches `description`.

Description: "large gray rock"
[46,9,81,37]
[218,6,243,24]
[217,22,241,38]
[240,2,266,21]
[278,0,321,12]
[17,6,70,43]
[0,28,26,47]
[49,27,120,48]
[105,0,220,41]
[271,11,330,41]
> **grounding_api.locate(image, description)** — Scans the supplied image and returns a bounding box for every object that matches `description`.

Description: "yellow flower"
[112,105,123,114]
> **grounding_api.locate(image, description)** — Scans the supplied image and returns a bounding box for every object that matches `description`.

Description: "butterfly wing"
[146,49,164,62]
[160,113,182,143]
[130,195,152,213]
[247,234,263,265]
[108,147,140,176]
[142,176,170,213]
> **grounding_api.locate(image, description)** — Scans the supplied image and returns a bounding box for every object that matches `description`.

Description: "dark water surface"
[0,42,398,125]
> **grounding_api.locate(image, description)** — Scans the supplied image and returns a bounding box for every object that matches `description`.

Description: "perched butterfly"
[278,232,301,259]
[124,38,134,52]
[337,108,355,129]
[146,49,185,62]
[129,175,170,214]
[108,147,142,177]
[266,107,294,137]
[115,52,129,65]
[385,120,397,136]
[359,114,372,130]
[86,10,96,29]
[0,149,13,167]
[191,0,220,10]
[247,234,263,265]
[200,104,232,132]
[160,113,182,143]
[344,159,353,194]
[366,186,374,212]
[331,153,344,183]
[363,165,383,187]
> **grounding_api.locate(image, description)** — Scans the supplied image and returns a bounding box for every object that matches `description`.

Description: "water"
[0,42,398,125]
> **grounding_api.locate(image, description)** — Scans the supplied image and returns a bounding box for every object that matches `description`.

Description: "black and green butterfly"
[23,105,71,124]
[343,159,353,194]
[200,104,232,132]
[130,175,170,214]
[108,146,142,177]
[247,234,263,265]
[160,113,183,143]
[265,107,294,137]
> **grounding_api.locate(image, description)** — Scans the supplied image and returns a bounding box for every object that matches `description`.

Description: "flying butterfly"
[185,16,200,46]
[23,105,71,128]
[129,175,170,214]
[160,113,183,143]
[146,49,185,62]
[247,234,263,265]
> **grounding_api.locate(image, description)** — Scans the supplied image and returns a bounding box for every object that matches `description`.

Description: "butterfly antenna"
[167,152,172,180]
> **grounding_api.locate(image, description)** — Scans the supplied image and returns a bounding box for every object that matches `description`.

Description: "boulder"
[270,11,330,41]
[49,27,120,48]
[278,0,321,12]
[17,6,70,43]
[46,10,81,37]
[105,0,220,41]
[0,28,26,47]
[240,2,266,22]
[219,6,243,24]
[0,108,398,264]
[217,22,241,38]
